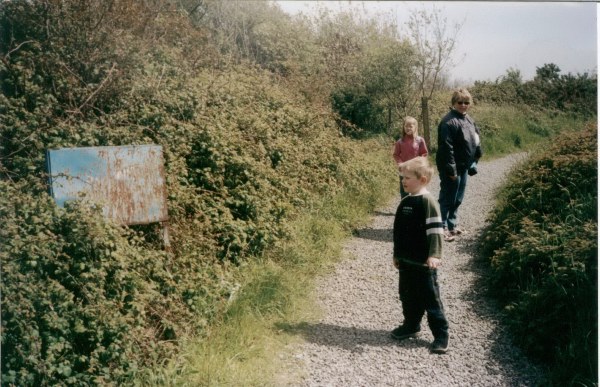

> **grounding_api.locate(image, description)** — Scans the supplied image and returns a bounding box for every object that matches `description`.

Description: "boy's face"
[401,171,427,195]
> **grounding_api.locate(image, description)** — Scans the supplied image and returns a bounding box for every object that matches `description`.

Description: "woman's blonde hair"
[402,116,419,137]
[399,156,434,183]
[451,88,473,105]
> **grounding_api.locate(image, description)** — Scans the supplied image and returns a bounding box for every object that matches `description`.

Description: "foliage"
[0,181,231,385]
[309,5,462,137]
[406,5,463,100]
[481,124,597,386]
[462,102,588,157]
[357,35,416,133]
[331,89,384,136]
[471,64,597,117]
[0,0,211,183]
[186,0,313,76]
[0,0,389,384]
[311,8,416,136]
[139,138,398,385]
[1,0,597,384]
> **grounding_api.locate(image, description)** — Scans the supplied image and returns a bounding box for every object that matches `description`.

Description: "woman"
[435,88,482,242]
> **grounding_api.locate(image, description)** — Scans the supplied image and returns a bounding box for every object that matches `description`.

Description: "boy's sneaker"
[443,229,455,242]
[390,325,420,340]
[430,336,449,354]
[450,227,465,236]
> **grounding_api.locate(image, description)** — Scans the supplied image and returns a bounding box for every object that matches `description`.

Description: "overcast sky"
[276,1,598,85]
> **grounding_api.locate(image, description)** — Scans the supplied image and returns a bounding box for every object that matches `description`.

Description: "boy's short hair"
[451,88,473,105]
[399,156,434,183]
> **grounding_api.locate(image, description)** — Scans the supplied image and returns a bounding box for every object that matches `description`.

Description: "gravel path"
[276,153,545,387]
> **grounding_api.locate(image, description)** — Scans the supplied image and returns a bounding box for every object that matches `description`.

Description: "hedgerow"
[471,65,597,118]
[0,180,223,385]
[1,66,355,387]
[481,124,597,386]
[0,1,367,384]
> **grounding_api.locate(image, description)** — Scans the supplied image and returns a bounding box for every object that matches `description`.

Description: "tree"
[360,38,415,134]
[556,72,597,116]
[534,63,561,83]
[407,6,463,100]
[406,5,464,146]
[311,6,418,136]
[494,67,523,103]
[500,67,523,86]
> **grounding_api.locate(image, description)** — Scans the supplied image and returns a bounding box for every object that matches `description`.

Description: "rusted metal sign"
[46,145,168,225]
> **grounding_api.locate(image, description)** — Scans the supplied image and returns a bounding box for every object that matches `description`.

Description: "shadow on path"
[274,322,430,353]
[373,210,396,217]
[352,228,392,243]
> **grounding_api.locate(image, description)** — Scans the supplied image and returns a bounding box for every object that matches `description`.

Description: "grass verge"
[472,104,586,157]
[138,137,398,386]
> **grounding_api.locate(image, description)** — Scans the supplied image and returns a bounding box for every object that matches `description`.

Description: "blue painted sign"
[46,145,168,225]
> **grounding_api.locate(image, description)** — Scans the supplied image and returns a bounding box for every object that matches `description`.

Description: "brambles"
[0,1,364,383]
[482,124,597,386]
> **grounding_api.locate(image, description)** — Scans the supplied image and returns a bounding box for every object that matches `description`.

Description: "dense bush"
[0,1,378,384]
[1,65,355,387]
[0,181,227,385]
[481,124,597,386]
[331,89,385,137]
[471,64,597,117]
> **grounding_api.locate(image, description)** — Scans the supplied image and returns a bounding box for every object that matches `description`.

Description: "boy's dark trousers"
[399,266,449,339]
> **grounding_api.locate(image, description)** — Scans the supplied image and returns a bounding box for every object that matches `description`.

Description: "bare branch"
[4,40,36,60]
[67,62,118,115]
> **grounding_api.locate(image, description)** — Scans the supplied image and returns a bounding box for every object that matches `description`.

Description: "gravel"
[276,153,545,387]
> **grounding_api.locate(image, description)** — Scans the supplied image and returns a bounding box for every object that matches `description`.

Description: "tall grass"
[138,137,399,385]
[472,104,586,157]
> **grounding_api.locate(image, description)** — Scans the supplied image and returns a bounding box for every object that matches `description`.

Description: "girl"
[392,116,428,198]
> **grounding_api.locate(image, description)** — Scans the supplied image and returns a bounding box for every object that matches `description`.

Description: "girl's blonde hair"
[399,156,434,183]
[402,116,419,137]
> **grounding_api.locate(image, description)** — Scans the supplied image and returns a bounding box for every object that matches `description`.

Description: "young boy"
[391,156,449,354]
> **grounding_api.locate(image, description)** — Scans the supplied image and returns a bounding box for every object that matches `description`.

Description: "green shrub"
[525,120,551,137]
[2,0,596,384]
[0,179,240,385]
[0,2,366,382]
[471,65,597,118]
[482,123,597,386]
[331,89,385,137]
[2,182,153,384]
